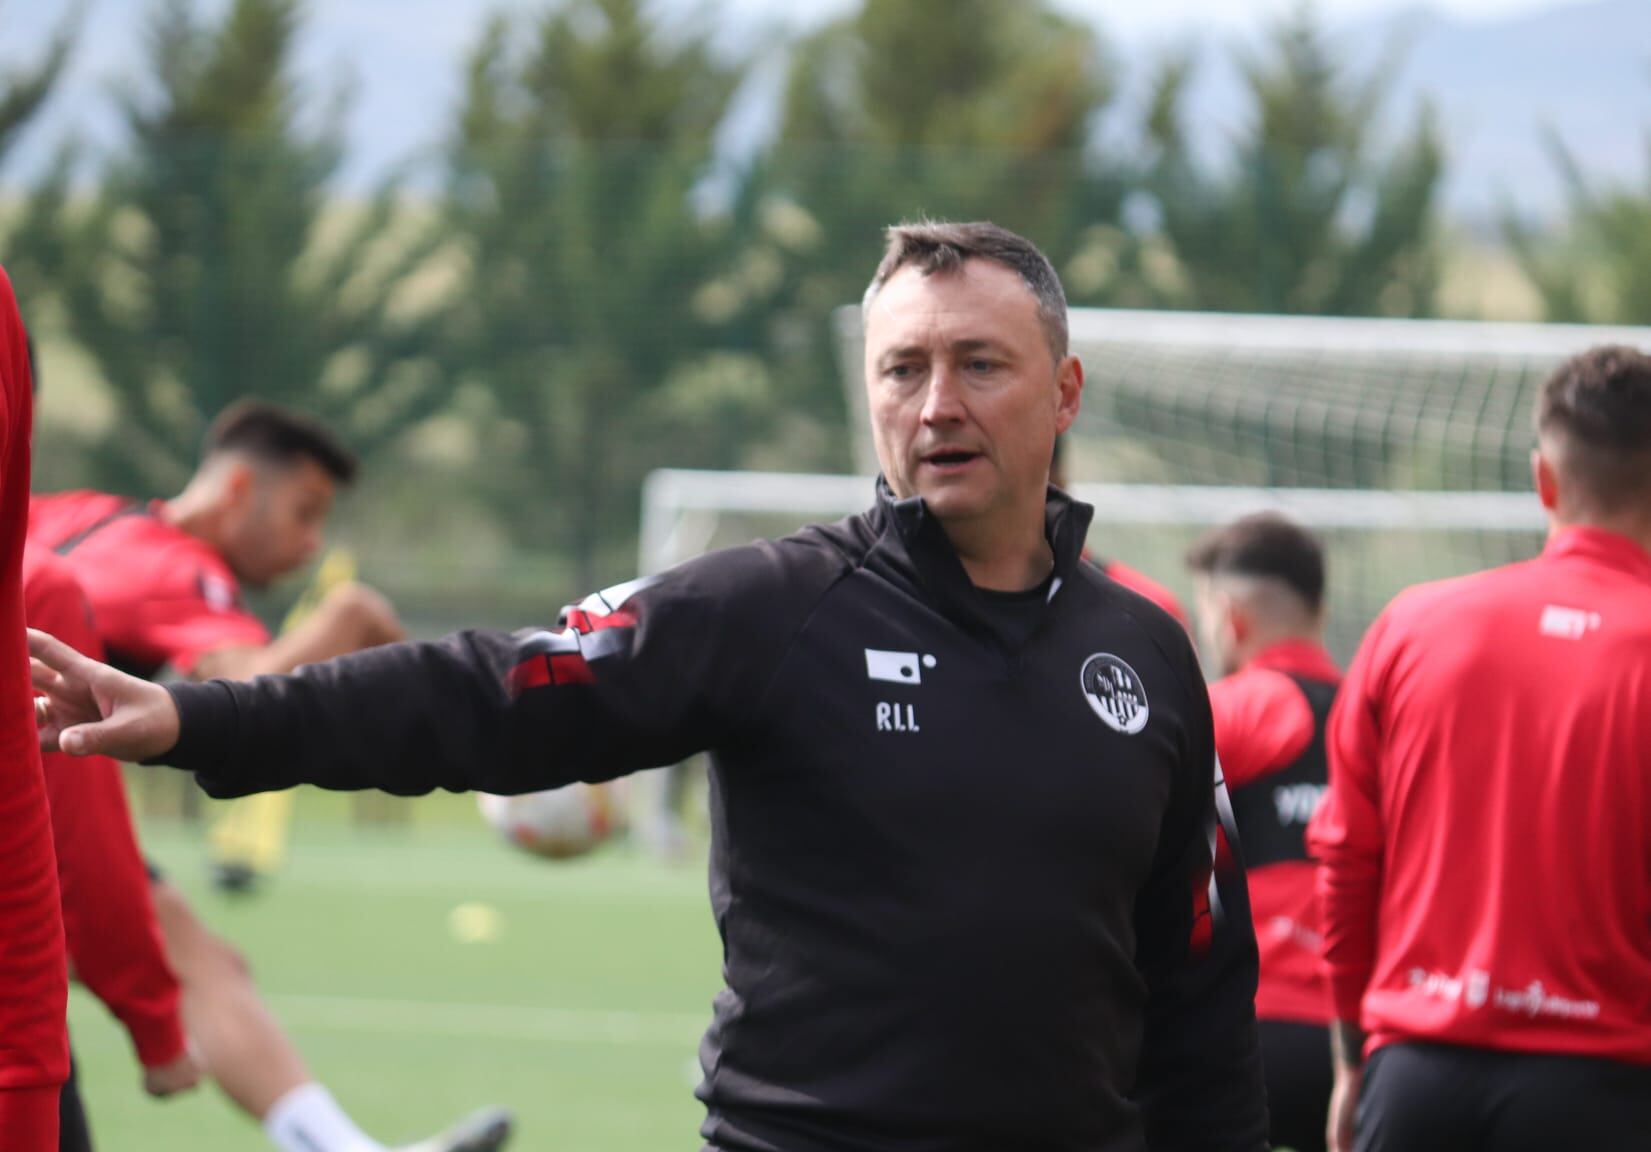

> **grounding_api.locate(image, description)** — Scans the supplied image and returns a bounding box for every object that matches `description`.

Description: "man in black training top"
[34,221,1269,1152]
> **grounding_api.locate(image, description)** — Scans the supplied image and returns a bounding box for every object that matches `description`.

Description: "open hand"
[29,628,180,763]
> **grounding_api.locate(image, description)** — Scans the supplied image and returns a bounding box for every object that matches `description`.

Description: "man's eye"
[968,359,996,373]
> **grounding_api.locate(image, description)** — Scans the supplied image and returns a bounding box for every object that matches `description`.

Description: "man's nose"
[920,364,966,425]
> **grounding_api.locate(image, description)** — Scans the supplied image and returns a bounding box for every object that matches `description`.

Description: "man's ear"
[1532,447,1561,513]
[1224,595,1251,648]
[222,460,258,512]
[1054,355,1084,435]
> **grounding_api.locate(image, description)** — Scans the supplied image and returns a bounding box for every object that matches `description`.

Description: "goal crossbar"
[640,468,1544,574]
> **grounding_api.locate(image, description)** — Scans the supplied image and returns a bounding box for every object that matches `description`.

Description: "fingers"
[30,656,71,699]
[27,628,99,682]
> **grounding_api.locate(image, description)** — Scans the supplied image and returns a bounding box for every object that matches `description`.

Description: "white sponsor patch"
[1539,604,1601,639]
[1406,967,1600,1022]
[865,648,929,685]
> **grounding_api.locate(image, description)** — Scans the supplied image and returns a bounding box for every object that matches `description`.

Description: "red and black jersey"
[1081,550,1190,630]
[1210,640,1340,1025]
[29,491,268,677]
[158,481,1268,1152]
[1310,527,1651,1065]
[24,545,186,1070]
[0,267,67,1149]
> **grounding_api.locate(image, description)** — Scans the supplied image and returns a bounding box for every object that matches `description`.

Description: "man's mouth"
[921,449,982,470]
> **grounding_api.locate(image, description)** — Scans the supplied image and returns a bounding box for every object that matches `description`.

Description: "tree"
[0,2,76,169]
[743,0,1129,460]
[44,0,450,493]
[1142,6,1444,316]
[0,2,80,303]
[1504,121,1651,324]
[439,0,749,590]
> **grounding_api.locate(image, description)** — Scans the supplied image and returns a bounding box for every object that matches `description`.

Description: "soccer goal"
[641,308,1649,659]
[633,308,1650,854]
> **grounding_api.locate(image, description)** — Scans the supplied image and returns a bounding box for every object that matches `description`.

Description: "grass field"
[70,790,722,1151]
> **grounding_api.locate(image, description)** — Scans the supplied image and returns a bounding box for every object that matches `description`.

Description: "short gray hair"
[862,220,1069,362]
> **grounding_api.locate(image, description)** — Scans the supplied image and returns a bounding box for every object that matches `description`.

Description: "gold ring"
[33,697,50,727]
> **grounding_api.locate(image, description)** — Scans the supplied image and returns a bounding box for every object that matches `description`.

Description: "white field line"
[271,993,706,1048]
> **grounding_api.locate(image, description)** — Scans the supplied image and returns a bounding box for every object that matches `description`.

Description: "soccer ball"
[477,782,628,861]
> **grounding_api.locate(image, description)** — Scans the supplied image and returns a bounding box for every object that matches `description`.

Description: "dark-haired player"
[1188,512,1338,1152]
[31,400,510,1152]
[1310,345,1651,1151]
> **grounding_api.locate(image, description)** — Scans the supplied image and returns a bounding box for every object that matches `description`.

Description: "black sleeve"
[160,540,837,799]
[1131,639,1269,1152]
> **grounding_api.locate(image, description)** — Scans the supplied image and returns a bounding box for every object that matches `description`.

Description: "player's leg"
[1353,1043,1484,1152]
[1482,1049,1651,1151]
[148,874,512,1152]
[147,874,314,1113]
[1256,1020,1330,1152]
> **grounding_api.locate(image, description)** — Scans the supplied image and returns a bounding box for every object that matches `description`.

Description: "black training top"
[162,481,1268,1152]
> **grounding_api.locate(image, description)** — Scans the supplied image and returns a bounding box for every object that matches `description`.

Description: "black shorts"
[1258,1019,1330,1152]
[1355,1041,1651,1152]
[59,1050,93,1152]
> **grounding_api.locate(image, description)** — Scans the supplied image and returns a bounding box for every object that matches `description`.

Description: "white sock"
[264,1082,386,1152]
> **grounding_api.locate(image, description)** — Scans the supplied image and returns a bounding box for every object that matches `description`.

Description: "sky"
[1055,0,1594,34]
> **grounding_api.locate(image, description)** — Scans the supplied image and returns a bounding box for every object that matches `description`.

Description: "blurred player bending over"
[1188,513,1339,1152]
[1050,434,1189,628]
[1310,345,1651,1152]
[30,401,510,1152]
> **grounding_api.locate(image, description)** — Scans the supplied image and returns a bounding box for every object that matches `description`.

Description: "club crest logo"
[1080,653,1150,735]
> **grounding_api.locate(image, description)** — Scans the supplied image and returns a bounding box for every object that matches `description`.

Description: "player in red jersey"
[1309,345,1651,1152]
[1188,513,1339,1152]
[26,543,200,1151]
[0,268,68,1152]
[32,401,510,1152]
[1051,436,1190,628]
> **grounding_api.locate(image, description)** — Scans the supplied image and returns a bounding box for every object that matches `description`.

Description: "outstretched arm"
[33,541,830,799]
[32,624,702,797]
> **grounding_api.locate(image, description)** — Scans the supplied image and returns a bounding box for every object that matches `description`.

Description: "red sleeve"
[27,555,187,1069]
[148,560,269,675]
[1208,669,1316,789]
[1307,611,1393,1024]
[0,266,67,1146]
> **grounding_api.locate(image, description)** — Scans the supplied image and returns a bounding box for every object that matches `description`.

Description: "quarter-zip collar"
[870,476,1094,644]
